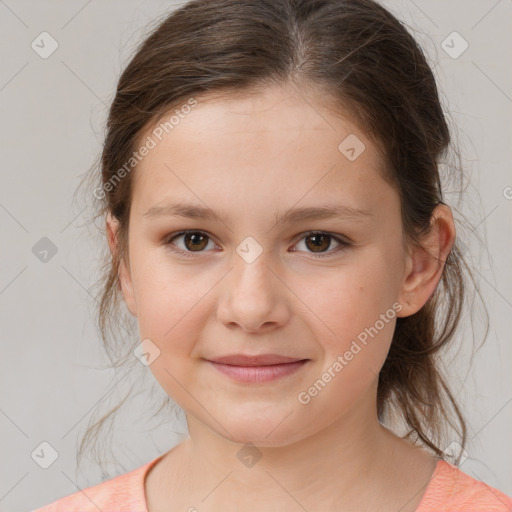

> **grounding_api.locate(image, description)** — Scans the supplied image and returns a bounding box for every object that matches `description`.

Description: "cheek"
[129,253,213,406]
[130,249,211,346]
[297,276,397,419]
[303,260,398,378]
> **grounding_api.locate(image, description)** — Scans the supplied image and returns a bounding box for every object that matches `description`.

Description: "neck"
[165,384,419,510]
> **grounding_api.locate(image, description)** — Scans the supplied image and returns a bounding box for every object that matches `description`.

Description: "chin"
[210,409,308,448]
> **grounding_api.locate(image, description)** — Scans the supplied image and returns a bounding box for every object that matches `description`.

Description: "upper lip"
[206,354,307,366]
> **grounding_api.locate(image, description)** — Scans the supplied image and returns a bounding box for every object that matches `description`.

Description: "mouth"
[205,354,310,383]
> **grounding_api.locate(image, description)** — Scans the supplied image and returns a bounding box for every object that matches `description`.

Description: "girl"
[33,0,512,510]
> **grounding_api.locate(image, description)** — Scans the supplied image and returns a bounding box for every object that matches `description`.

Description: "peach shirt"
[31,454,512,511]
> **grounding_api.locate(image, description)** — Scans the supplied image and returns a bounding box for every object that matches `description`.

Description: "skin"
[106,82,456,511]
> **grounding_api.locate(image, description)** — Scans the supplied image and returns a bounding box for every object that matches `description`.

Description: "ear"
[396,204,456,318]
[106,212,138,317]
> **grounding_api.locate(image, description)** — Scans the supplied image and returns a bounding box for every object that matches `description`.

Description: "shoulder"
[417,459,512,512]
[30,455,163,512]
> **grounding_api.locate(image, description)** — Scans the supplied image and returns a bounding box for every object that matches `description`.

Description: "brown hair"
[76,0,489,475]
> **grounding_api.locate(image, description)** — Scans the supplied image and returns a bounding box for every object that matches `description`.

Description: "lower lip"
[207,360,308,383]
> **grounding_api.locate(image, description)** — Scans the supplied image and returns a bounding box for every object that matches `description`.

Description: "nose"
[215,252,291,334]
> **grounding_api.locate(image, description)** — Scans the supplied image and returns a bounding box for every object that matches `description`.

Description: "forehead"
[130,83,395,217]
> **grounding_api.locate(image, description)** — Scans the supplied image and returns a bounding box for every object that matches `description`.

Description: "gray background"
[0,1,511,510]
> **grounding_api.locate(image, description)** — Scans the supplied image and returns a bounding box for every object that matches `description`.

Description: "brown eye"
[304,233,332,252]
[165,230,349,259]
[184,232,209,251]
[293,232,348,258]
[167,231,215,254]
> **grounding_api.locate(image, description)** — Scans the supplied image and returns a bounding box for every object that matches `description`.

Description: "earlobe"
[118,258,138,317]
[106,212,138,318]
[106,211,119,258]
[396,204,455,318]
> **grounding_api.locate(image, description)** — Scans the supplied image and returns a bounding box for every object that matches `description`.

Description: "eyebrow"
[143,201,373,225]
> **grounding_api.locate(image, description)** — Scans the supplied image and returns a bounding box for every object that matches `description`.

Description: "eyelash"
[164,230,350,259]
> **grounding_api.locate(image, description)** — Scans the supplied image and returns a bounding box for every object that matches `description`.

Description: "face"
[108,83,449,447]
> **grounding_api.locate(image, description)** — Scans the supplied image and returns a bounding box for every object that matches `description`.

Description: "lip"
[207,354,306,366]
[205,354,309,383]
